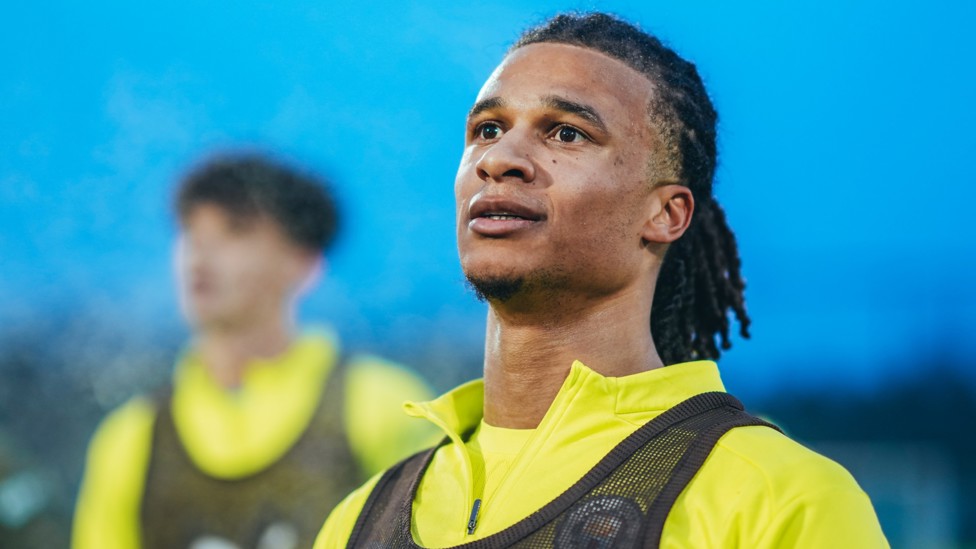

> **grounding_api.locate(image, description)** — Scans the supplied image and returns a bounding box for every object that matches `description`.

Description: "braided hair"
[514,12,750,364]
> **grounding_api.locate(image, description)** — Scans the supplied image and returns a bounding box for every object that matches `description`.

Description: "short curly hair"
[175,153,340,252]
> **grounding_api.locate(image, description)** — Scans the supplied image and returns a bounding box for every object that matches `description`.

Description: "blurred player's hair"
[515,13,749,364]
[175,153,340,253]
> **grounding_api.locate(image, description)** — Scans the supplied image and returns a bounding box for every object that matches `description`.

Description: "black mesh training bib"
[347,392,777,549]
[141,365,361,549]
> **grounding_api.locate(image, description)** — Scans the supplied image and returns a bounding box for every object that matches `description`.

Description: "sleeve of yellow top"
[755,486,889,548]
[72,397,156,549]
[313,472,383,549]
[343,356,440,477]
[722,428,890,548]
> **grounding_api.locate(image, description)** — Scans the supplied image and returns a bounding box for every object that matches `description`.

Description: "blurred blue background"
[1,1,974,547]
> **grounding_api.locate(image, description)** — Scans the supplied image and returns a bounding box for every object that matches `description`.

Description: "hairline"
[177,198,321,254]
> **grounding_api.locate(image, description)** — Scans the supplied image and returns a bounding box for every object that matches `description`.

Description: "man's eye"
[477,123,501,140]
[555,126,586,143]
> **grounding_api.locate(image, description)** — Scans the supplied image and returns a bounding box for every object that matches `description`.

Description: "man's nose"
[474,130,537,184]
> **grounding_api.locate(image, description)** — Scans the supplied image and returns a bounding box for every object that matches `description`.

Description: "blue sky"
[2,1,974,396]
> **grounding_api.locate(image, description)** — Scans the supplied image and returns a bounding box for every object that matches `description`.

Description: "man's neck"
[482,284,663,429]
[195,317,294,390]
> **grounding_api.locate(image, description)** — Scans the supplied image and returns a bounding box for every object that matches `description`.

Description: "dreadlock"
[514,12,750,364]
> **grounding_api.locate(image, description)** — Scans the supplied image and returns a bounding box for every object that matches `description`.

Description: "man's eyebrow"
[542,95,608,134]
[466,95,609,134]
[467,97,505,121]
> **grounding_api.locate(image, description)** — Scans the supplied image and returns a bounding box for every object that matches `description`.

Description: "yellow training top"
[316,360,889,548]
[73,330,438,549]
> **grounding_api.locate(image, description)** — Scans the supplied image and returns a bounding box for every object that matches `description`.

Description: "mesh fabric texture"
[142,364,361,548]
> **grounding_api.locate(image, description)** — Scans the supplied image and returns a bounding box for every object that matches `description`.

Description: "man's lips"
[467,196,546,237]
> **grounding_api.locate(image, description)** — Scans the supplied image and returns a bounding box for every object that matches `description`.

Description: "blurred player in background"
[73,153,436,549]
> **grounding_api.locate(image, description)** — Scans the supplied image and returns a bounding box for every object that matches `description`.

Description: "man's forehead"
[473,43,654,119]
[181,202,262,231]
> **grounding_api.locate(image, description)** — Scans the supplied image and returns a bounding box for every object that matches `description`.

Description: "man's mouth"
[481,212,533,221]
[468,197,546,237]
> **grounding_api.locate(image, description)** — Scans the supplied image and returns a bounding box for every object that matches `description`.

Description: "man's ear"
[294,254,324,297]
[641,185,694,244]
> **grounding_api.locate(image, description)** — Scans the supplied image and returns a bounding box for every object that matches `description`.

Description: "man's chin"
[465,275,525,303]
[187,310,236,332]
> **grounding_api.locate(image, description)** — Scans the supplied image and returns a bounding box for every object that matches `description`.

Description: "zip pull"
[466,499,482,535]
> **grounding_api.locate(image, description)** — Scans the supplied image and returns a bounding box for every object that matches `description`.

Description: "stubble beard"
[464,264,572,306]
[465,274,526,303]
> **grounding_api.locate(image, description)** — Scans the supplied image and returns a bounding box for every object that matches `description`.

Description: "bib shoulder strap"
[346,442,442,547]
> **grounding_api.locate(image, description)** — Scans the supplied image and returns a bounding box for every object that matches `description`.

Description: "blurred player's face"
[456,43,668,301]
[175,204,315,332]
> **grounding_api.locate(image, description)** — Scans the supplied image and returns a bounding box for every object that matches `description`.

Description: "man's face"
[455,43,661,301]
[175,204,313,331]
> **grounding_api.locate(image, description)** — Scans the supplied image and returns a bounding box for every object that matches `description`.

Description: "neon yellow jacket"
[316,360,889,548]
[73,331,438,549]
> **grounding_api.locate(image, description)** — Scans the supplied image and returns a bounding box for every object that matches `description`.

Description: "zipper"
[467,499,482,535]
